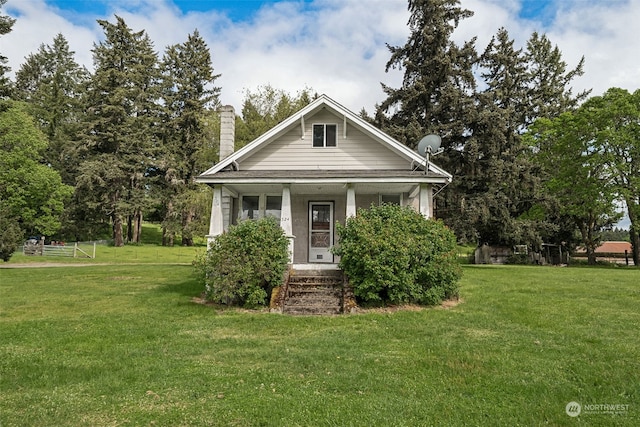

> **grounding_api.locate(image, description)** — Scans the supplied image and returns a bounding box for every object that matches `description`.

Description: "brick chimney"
[219,105,235,160]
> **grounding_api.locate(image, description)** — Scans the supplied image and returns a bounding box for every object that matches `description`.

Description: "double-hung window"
[312,124,337,147]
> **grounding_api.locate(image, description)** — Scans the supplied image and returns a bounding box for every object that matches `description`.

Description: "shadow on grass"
[155,275,204,299]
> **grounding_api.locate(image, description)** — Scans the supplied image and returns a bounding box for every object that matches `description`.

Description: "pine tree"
[524,32,589,125]
[15,34,89,185]
[0,0,15,98]
[78,16,161,246]
[452,28,532,245]
[160,30,220,246]
[457,29,588,247]
[375,1,590,249]
[375,0,477,151]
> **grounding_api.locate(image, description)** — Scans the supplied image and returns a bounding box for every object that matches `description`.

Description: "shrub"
[0,206,22,262]
[194,216,289,308]
[333,204,461,306]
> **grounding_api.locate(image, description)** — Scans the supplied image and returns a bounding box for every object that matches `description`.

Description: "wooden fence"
[23,241,96,259]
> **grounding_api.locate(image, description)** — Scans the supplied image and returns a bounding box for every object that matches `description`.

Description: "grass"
[1,258,639,425]
[5,223,206,265]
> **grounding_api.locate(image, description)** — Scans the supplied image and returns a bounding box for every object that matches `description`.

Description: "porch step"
[283,270,344,315]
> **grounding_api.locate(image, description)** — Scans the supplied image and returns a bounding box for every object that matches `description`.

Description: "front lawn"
[0,263,638,425]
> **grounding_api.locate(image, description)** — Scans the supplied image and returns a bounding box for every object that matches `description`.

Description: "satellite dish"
[417,134,442,156]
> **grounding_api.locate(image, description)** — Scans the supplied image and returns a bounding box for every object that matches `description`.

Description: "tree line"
[0,0,313,259]
[0,0,638,265]
[372,0,639,265]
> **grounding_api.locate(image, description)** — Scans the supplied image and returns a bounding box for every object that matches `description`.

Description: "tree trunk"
[578,221,598,265]
[132,209,142,243]
[181,206,195,246]
[629,226,640,267]
[113,214,124,247]
[163,200,175,247]
[625,200,640,266]
[127,215,133,243]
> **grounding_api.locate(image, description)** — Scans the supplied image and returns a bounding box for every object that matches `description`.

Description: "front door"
[309,202,334,263]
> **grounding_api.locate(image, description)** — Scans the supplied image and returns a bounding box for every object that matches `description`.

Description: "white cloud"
[2,0,638,114]
[3,0,101,73]
[548,0,640,97]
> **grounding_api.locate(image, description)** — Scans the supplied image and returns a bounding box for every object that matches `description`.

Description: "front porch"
[206,175,441,264]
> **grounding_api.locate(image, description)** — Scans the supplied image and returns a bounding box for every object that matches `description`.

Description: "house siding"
[240,110,410,171]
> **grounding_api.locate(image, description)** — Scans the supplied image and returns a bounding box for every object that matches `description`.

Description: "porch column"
[419,183,433,219]
[207,185,224,247]
[346,184,356,218]
[281,185,295,263]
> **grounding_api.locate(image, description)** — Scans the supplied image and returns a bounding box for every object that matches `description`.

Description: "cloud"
[548,0,640,96]
[3,0,101,73]
[2,0,638,115]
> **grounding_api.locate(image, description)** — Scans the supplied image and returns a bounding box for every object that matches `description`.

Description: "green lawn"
[1,260,638,426]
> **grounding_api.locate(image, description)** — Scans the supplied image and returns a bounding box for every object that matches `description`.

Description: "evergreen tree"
[0,0,15,98]
[524,32,589,125]
[452,28,587,247]
[160,30,220,246]
[377,1,589,248]
[453,28,540,245]
[374,0,478,245]
[78,16,161,246]
[15,34,89,185]
[375,0,477,151]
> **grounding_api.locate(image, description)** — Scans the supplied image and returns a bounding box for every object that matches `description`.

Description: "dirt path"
[0,263,104,268]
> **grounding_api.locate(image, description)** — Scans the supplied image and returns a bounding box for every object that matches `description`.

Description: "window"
[266,196,282,220]
[240,195,282,221]
[241,196,260,220]
[313,124,337,147]
[380,194,402,205]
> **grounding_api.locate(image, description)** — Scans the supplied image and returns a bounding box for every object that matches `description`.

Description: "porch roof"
[196,169,450,185]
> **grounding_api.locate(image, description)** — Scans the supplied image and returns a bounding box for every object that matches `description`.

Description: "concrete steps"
[283,270,344,315]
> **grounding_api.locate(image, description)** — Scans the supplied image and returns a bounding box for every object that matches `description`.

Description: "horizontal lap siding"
[241,110,409,170]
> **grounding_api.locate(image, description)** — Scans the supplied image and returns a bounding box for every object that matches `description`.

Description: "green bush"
[333,204,462,306]
[194,216,289,308]
[0,205,22,262]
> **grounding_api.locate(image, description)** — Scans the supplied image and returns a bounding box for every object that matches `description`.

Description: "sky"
[2,0,638,116]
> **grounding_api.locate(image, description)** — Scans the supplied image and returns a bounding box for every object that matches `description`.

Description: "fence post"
[93,242,96,259]
[73,242,78,258]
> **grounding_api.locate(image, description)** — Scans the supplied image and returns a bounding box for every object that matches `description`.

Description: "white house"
[196,94,452,265]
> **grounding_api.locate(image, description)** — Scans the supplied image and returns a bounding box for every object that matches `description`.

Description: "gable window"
[313,124,337,147]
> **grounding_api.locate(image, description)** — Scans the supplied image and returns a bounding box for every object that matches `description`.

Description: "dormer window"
[312,124,337,147]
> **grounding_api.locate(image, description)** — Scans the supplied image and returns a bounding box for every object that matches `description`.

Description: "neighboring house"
[196,94,452,265]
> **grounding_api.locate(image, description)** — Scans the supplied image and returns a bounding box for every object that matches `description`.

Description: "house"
[196,94,452,266]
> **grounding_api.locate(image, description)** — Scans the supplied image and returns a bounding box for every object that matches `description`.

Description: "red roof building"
[594,241,632,254]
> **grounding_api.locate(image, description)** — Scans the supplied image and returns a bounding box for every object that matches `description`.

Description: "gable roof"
[198,94,451,180]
